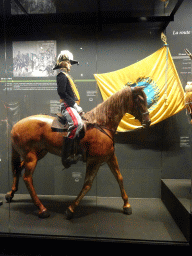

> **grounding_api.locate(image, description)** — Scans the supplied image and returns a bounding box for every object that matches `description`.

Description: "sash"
[64,72,80,103]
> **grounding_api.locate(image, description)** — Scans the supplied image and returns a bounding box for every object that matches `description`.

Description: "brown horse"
[6,86,151,219]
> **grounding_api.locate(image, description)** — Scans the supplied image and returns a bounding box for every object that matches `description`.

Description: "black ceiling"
[2,0,184,32]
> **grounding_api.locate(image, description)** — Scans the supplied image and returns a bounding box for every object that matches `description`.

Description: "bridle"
[141,111,150,117]
[131,87,149,121]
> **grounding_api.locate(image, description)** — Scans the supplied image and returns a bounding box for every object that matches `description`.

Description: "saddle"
[51,113,87,138]
[51,113,69,132]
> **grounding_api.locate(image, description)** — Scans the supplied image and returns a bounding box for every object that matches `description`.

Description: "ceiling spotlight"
[140,17,147,21]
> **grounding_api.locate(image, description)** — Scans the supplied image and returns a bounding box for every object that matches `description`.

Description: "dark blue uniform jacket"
[57,72,78,107]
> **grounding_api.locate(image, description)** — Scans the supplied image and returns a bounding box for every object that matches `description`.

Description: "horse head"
[131,86,151,128]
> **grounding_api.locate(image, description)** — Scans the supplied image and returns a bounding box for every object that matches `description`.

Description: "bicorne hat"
[53,50,79,70]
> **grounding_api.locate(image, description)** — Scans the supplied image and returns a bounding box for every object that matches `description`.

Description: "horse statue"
[5,86,151,219]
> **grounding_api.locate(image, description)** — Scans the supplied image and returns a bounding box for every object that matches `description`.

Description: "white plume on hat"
[57,50,74,63]
[53,50,79,70]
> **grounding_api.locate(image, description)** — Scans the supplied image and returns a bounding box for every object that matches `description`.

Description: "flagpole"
[165,43,169,105]
[161,32,169,105]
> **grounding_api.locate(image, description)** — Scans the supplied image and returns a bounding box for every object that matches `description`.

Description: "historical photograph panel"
[13,40,56,77]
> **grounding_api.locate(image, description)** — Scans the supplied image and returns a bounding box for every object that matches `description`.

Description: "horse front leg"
[107,153,132,215]
[66,158,101,220]
[23,152,50,218]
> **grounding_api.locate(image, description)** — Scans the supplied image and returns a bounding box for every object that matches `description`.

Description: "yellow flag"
[94,46,185,131]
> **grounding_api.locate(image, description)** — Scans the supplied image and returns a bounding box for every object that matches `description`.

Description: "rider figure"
[53,50,83,168]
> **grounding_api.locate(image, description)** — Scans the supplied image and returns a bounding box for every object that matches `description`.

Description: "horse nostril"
[142,120,151,128]
[146,120,151,128]
[146,119,151,126]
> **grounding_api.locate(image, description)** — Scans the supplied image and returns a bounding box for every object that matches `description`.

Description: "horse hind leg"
[23,151,50,218]
[5,146,24,202]
[107,153,132,215]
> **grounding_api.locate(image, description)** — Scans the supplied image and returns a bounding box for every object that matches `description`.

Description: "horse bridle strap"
[142,111,149,116]
[131,87,149,117]
[89,124,114,145]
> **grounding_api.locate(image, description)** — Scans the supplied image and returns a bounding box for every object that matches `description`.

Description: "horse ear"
[139,86,146,90]
[131,86,145,95]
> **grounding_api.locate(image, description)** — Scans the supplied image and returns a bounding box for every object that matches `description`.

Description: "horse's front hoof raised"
[38,209,50,218]
[5,193,13,203]
[65,208,74,220]
[123,206,132,215]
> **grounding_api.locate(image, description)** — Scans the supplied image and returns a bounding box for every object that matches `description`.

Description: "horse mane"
[84,86,133,129]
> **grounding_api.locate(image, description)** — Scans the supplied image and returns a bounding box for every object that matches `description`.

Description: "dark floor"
[0,194,187,243]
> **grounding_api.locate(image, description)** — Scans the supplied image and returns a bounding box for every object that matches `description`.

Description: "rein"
[88,123,115,146]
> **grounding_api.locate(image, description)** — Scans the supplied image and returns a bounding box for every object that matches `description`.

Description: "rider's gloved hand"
[73,103,83,114]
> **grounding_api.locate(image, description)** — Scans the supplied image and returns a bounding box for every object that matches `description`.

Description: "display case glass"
[0,0,191,246]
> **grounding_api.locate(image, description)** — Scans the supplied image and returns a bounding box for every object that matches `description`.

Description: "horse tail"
[11,144,24,175]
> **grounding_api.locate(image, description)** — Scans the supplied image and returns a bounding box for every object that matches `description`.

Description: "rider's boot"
[62,137,82,168]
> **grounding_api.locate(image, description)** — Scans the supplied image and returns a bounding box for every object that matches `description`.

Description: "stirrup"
[70,154,82,163]
[63,154,82,169]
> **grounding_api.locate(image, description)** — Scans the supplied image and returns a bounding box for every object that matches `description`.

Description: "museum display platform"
[161,179,191,242]
[0,194,188,244]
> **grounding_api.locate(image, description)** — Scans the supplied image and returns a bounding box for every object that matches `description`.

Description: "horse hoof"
[123,206,132,215]
[38,209,50,219]
[66,208,74,220]
[5,193,12,203]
